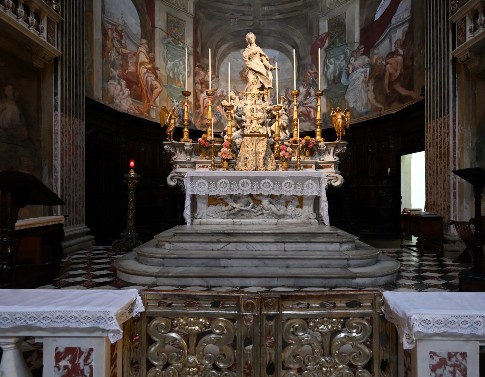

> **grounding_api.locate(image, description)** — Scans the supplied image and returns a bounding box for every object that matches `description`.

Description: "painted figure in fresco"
[136,39,163,116]
[384,38,417,99]
[341,45,371,116]
[242,32,275,92]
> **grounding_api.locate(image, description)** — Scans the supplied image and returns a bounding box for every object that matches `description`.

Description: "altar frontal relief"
[87,0,423,129]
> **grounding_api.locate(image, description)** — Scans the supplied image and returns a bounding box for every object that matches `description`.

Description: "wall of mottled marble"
[85,0,424,132]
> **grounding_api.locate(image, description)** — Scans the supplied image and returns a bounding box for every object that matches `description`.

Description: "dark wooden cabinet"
[14,218,64,288]
[400,213,444,253]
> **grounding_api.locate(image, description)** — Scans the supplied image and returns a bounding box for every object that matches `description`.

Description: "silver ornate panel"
[124,290,397,377]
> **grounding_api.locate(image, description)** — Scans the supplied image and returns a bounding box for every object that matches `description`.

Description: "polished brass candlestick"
[223,103,234,144]
[273,104,282,158]
[206,89,215,141]
[181,90,192,142]
[112,167,142,253]
[210,138,216,171]
[291,89,300,142]
[315,90,324,142]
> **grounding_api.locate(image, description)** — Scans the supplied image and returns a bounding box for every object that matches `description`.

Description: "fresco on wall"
[102,0,164,118]
[0,51,41,176]
[90,0,423,132]
[322,0,419,124]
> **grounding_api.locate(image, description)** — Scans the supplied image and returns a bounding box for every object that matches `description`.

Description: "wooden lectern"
[453,167,485,291]
[0,171,65,288]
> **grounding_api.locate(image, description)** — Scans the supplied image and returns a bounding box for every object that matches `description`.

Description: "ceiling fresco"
[85,0,424,132]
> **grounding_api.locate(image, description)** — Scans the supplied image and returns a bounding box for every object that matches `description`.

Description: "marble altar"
[115,31,399,288]
[183,170,329,225]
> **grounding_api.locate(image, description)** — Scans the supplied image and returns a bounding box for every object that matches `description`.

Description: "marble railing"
[163,140,348,189]
[0,0,61,66]
[0,289,143,377]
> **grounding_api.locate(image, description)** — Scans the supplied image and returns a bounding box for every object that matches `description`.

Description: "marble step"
[154,225,359,251]
[115,253,399,288]
[114,224,401,288]
[135,238,380,268]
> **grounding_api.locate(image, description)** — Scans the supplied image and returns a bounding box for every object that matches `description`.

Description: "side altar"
[115,32,399,288]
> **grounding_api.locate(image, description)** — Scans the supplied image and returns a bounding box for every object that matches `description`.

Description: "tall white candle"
[209,48,212,90]
[293,49,296,89]
[318,48,321,90]
[228,61,231,104]
[275,61,279,104]
[185,47,188,89]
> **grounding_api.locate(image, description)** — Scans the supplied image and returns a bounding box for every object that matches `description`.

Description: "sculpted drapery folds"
[242,32,275,92]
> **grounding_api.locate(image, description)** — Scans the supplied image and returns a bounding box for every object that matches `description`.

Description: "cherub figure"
[159,106,177,141]
[330,107,351,140]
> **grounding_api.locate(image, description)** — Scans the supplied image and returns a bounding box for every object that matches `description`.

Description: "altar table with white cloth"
[383,292,485,377]
[183,170,329,225]
[0,289,144,377]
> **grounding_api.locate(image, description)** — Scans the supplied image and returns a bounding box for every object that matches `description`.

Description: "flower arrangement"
[299,136,316,157]
[279,141,293,162]
[197,134,211,158]
[218,140,234,160]
[198,134,211,148]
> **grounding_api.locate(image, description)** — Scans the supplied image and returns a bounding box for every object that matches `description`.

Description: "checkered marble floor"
[39,246,471,292]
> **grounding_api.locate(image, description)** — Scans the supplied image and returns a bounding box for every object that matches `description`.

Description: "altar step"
[115,224,400,288]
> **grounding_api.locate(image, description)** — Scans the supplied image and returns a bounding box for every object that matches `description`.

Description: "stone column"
[53,0,95,252]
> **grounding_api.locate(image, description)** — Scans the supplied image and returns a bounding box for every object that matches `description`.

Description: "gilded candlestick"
[291,89,300,142]
[206,89,215,141]
[181,90,192,142]
[273,104,282,158]
[223,103,234,144]
[315,90,324,142]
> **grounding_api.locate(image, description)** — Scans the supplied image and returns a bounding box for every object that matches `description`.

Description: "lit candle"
[275,61,279,104]
[208,48,212,90]
[228,61,231,104]
[293,49,296,90]
[318,48,321,90]
[185,47,188,89]
[129,159,135,169]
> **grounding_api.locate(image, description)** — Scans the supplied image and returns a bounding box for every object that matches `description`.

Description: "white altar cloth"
[183,170,329,225]
[382,292,485,349]
[0,289,144,342]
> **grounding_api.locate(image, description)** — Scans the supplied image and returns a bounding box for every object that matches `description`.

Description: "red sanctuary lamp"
[112,159,142,252]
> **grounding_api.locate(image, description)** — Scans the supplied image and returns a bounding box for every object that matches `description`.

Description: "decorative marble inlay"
[457,17,467,46]
[429,351,467,376]
[55,347,94,377]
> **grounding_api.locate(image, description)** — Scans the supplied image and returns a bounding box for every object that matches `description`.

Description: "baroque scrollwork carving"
[146,316,237,376]
[281,317,372,377]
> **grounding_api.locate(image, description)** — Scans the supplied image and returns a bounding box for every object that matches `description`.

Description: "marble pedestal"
[115,223,399,287]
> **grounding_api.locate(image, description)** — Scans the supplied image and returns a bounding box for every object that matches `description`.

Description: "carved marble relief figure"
[0,53,40,175]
